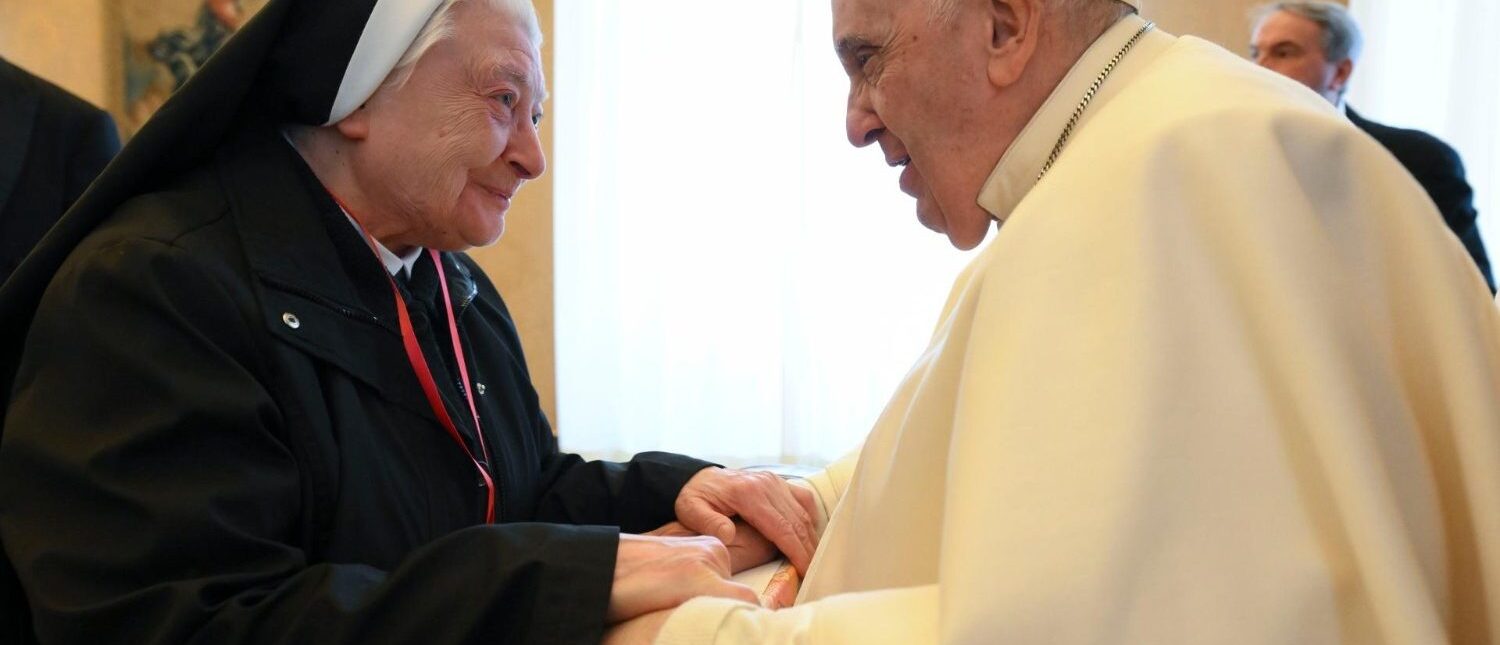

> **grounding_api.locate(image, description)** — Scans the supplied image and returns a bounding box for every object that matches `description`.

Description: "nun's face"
[353,1,546,250]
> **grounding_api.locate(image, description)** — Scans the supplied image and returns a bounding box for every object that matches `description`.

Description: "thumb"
[680,499,737,544]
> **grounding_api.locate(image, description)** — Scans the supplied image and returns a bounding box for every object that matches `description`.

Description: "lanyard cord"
[332,195,496,524]
[430,247,496,489]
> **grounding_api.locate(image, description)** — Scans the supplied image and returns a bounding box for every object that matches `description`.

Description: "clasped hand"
[607,467,817,625]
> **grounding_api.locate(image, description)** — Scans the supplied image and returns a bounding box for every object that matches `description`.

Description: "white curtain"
[1346,0,1500,259]
[552,0,975,466]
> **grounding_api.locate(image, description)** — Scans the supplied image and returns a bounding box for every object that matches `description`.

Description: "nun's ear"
[333,104,372,141]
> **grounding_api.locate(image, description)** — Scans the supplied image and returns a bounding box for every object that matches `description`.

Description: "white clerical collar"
[340,212,424,278]
[976,14,1169,222]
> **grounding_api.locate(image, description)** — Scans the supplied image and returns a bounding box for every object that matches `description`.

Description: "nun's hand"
[674,468,819,575]
[609,533,758,624]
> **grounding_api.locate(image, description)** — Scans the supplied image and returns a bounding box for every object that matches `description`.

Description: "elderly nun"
[0,1,819,643]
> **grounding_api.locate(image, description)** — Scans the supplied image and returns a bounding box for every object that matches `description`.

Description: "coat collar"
[213,124,479,329]
[212,124,483,425]
[0,59,41,217]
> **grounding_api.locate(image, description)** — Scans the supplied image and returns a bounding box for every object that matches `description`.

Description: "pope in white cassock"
[608,0,1500,642]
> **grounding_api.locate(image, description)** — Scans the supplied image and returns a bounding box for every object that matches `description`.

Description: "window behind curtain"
[552,0,976,466]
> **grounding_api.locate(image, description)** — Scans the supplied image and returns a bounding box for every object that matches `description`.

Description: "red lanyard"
[333,195,496,524]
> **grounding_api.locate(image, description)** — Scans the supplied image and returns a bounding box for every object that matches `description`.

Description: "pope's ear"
[986,0,1043,89]
[333,105,371,141]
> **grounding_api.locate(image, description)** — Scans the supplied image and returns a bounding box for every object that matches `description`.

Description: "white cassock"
[656,13,1500,645]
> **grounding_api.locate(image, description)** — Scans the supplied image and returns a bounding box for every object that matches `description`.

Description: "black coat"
[0,57,121,285]
[0,125,713,644]
[1347,107,1494,293]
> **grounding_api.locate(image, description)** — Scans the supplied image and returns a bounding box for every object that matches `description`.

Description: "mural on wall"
[121,0,269,135]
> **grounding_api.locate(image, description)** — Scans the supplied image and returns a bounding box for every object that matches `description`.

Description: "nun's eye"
[493,92,517,109]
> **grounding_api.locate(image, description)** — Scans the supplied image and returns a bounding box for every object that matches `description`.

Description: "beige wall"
[1147,0,1262,54]
[1145,0,1347,54]
[0,0,117,111]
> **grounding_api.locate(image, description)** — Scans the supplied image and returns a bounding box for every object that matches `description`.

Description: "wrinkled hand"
[609,533,758,623]
[648,520,778,573]
[675,468,819,574]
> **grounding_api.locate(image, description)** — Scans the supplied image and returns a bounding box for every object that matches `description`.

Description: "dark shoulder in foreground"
[0,57,110,124]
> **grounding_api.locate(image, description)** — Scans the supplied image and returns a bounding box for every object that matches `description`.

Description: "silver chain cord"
[1036,21,1156,182]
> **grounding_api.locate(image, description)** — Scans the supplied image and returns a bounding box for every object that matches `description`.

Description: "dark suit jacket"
[0,57,121,286]
[1348,107,1495,293]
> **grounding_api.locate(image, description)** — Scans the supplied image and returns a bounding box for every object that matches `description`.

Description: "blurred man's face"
[350,0,547,251]
[1250,10,1350,104]
[833,0,1005,250]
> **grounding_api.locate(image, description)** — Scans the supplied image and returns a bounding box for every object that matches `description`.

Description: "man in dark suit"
[1345,108,1494,292]
[1250,2,1495,293]
[0,56,121,285]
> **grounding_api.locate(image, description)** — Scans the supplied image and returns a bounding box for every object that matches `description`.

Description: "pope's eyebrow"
[835,36,876,61]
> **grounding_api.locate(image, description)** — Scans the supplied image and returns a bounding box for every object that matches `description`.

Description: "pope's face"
[1250,10,1346,104]
[834,0,1001,250]
[357,1,546,251]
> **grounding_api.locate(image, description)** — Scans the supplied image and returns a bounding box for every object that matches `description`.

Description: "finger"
[789,484,818,525]
[737,489,813,574]
[645,521,695,537]
[702,579,760,607]
[758,494,813,574]
[726,527,777,573]
[678,499,737,545]
[690,535,735,578]
[766,481,818,556]
[788,485,821,563]
[756,480,816,572]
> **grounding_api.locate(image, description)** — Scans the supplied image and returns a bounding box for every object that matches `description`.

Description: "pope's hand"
[609,533,758,624]
[675,468,819,574]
